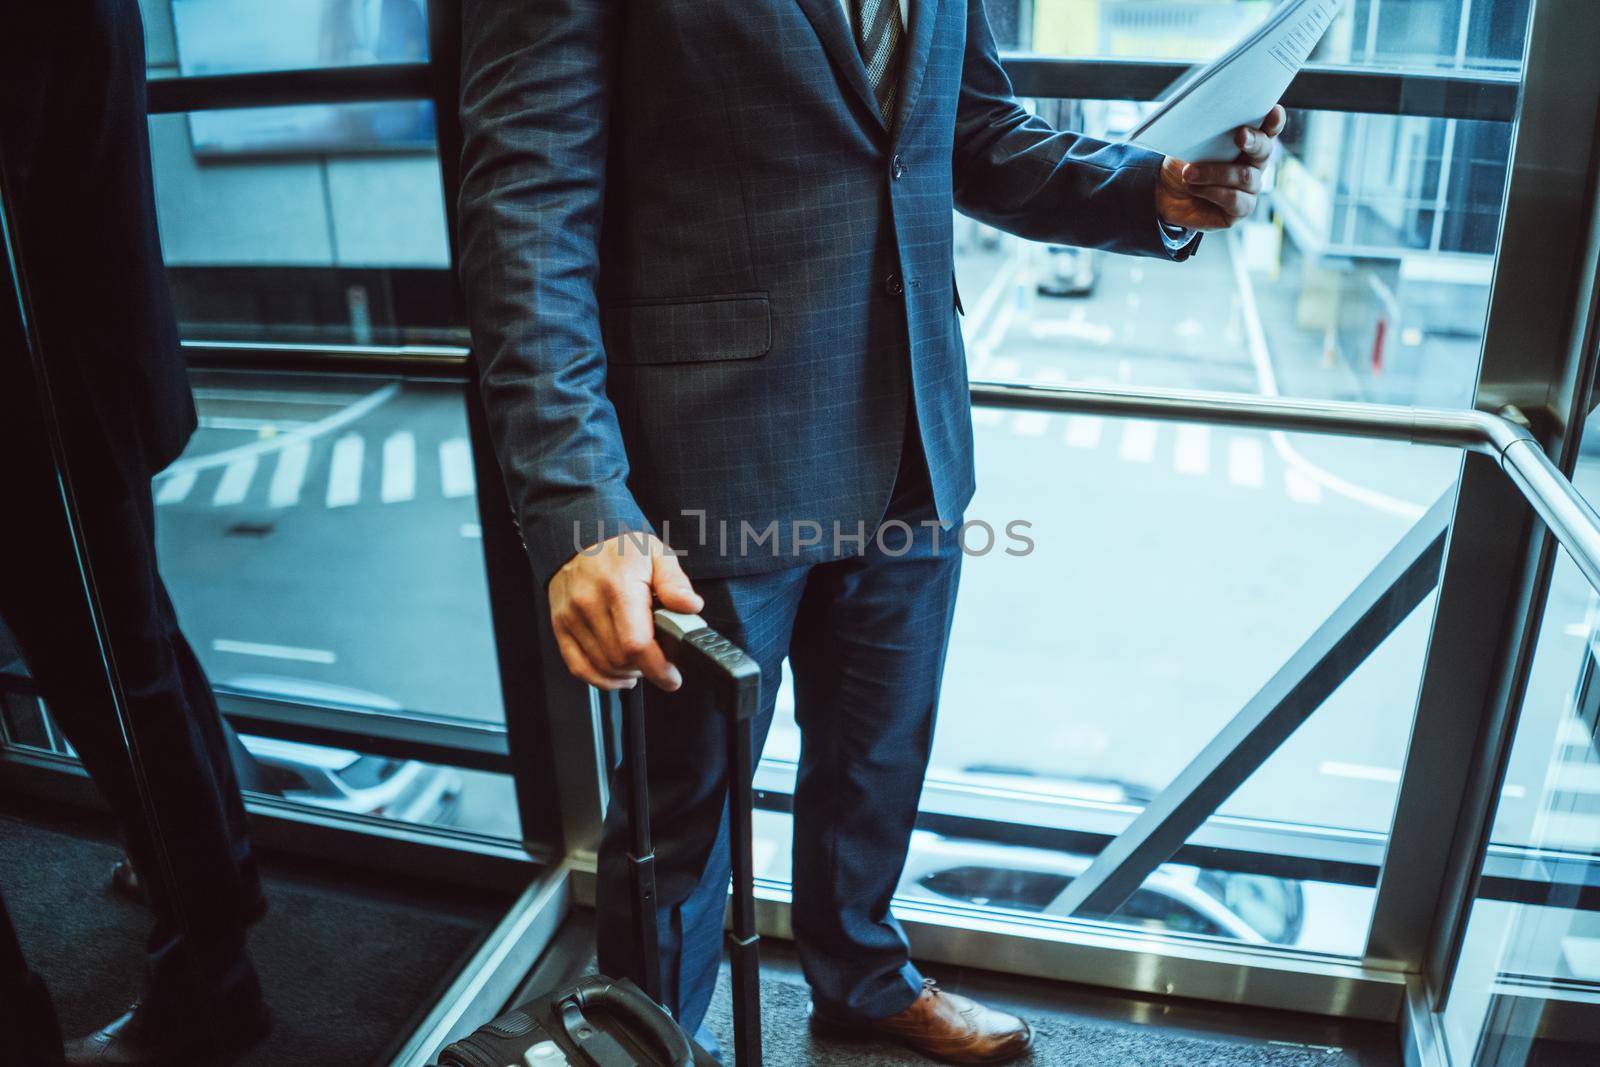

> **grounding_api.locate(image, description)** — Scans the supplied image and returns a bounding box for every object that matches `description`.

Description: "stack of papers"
[1128,0,1344,163]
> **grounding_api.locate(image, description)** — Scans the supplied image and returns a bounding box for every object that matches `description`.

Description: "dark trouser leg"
[0,890,63,1065]
[150,547,260,899]
[788,480,963,1020]
[0,385,257,1019]
[595,566,809,1035]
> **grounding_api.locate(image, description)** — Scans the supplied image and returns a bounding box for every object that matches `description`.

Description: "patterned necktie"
[854,0,905,125]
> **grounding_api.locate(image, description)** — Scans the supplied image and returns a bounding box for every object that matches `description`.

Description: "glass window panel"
[0,688,518,839]
[148,108,459,345]
[1491,415,1600,857]
[153,370,502,726]
[760,97,1518,958]
[1016,0,1529,73]
[961,105,1512,409]
[1444,541,1600,1065]
[755,419,1460,955]
[141,0,430,78]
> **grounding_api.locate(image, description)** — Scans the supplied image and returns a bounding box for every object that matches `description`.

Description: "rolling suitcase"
[436,609,764,1066]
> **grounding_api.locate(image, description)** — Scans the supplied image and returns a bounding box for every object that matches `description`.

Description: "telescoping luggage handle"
[623,609,763,1066]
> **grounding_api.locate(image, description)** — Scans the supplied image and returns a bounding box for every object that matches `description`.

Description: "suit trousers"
[0,358,260,1022]
[595,432,963,1035]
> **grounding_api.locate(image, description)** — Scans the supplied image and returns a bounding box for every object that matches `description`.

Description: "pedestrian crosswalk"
[978,406,1329,504]
[154,433,478,511]
[326,434,365,509]
[159,415,1323,512]
[269,440,311,508]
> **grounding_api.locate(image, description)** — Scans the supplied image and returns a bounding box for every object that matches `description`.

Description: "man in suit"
[1,2,268,1063]
[458,1,1281,1059]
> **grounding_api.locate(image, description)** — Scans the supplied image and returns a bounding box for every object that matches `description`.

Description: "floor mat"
[701,970,1367,1066]
[0,813,494,1065]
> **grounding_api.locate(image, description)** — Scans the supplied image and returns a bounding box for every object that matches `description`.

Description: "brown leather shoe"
[811,979,1034,1064]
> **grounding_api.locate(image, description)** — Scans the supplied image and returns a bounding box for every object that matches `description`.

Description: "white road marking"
[268,441,311,508]
[1029,314,1114,346]
[1064,415,1103,449]
[155,469,198,505]
[1119,420,1157,463]
[191,387,368,406]
[212,457,258,506]
[460,523,483,539]
[973,296,1019,371]
[1319,761,1400,783]
[440,438,476,498]
[1227,437,1265,489]
[212,639,336,665]
[326,434,365,508]
[1226,232,1425,520]
[1013,367,1061,436]
[164,382,398,477]
[1285,467,1324,504]
[1013,411,1050,437]
[382,431,417,503]
[199,416,311,433]
[1174,425,1210,475]
[961,257,1020,347]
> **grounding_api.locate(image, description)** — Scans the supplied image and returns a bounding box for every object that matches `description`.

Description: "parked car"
[1037,245,1098,297]
[237,734,462,825]
[219,674,463,825]
[899,831,1306,946]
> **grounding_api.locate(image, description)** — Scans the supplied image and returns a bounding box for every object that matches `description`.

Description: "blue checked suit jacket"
[458,0,1195,585]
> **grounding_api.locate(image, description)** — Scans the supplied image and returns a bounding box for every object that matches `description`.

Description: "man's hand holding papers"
[1155,105,1287,232]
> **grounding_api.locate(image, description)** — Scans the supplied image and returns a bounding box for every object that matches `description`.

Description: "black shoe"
[110,857,269,926]
[109,858,148,906]
[63,998,270,1066]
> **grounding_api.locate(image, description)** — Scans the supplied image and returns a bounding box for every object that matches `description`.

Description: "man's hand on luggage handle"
[550,533,704,692]
[1156,105,1287,233]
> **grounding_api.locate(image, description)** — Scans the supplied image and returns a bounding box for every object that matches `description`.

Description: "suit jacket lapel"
[892,0,938,140]
[794,0,886,130]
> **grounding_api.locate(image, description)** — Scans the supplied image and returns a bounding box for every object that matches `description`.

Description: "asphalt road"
[148,224,1598,866]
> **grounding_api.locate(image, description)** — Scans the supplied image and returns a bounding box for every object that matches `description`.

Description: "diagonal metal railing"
[1046,492,1452,919]
[969,378,1600,923]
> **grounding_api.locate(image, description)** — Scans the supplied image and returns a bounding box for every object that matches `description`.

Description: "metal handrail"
[170,337,1600,596]
[969,379,1600,594]
[141,57,1519,123]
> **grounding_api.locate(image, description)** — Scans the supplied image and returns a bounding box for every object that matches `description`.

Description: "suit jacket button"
[885,273,905,297]
[892,154,907,180]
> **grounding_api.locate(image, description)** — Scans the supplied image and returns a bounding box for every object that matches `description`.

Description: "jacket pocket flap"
[603,293,772,365]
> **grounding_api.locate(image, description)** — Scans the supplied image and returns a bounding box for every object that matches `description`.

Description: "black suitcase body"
[437,610,764,1067]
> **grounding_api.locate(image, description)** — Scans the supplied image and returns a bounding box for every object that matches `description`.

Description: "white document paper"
[1128,0,1344,163]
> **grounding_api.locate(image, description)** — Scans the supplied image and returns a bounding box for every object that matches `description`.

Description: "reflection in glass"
[1023,0,1528,73]
[1445,545,1600,1065]
[168,0,430,74]
[147,108,457,345]
[0,690,519,840]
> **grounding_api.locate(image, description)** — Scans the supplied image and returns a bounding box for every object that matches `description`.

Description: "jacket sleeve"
[457,0,649,589]
[952,0,1197,260]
